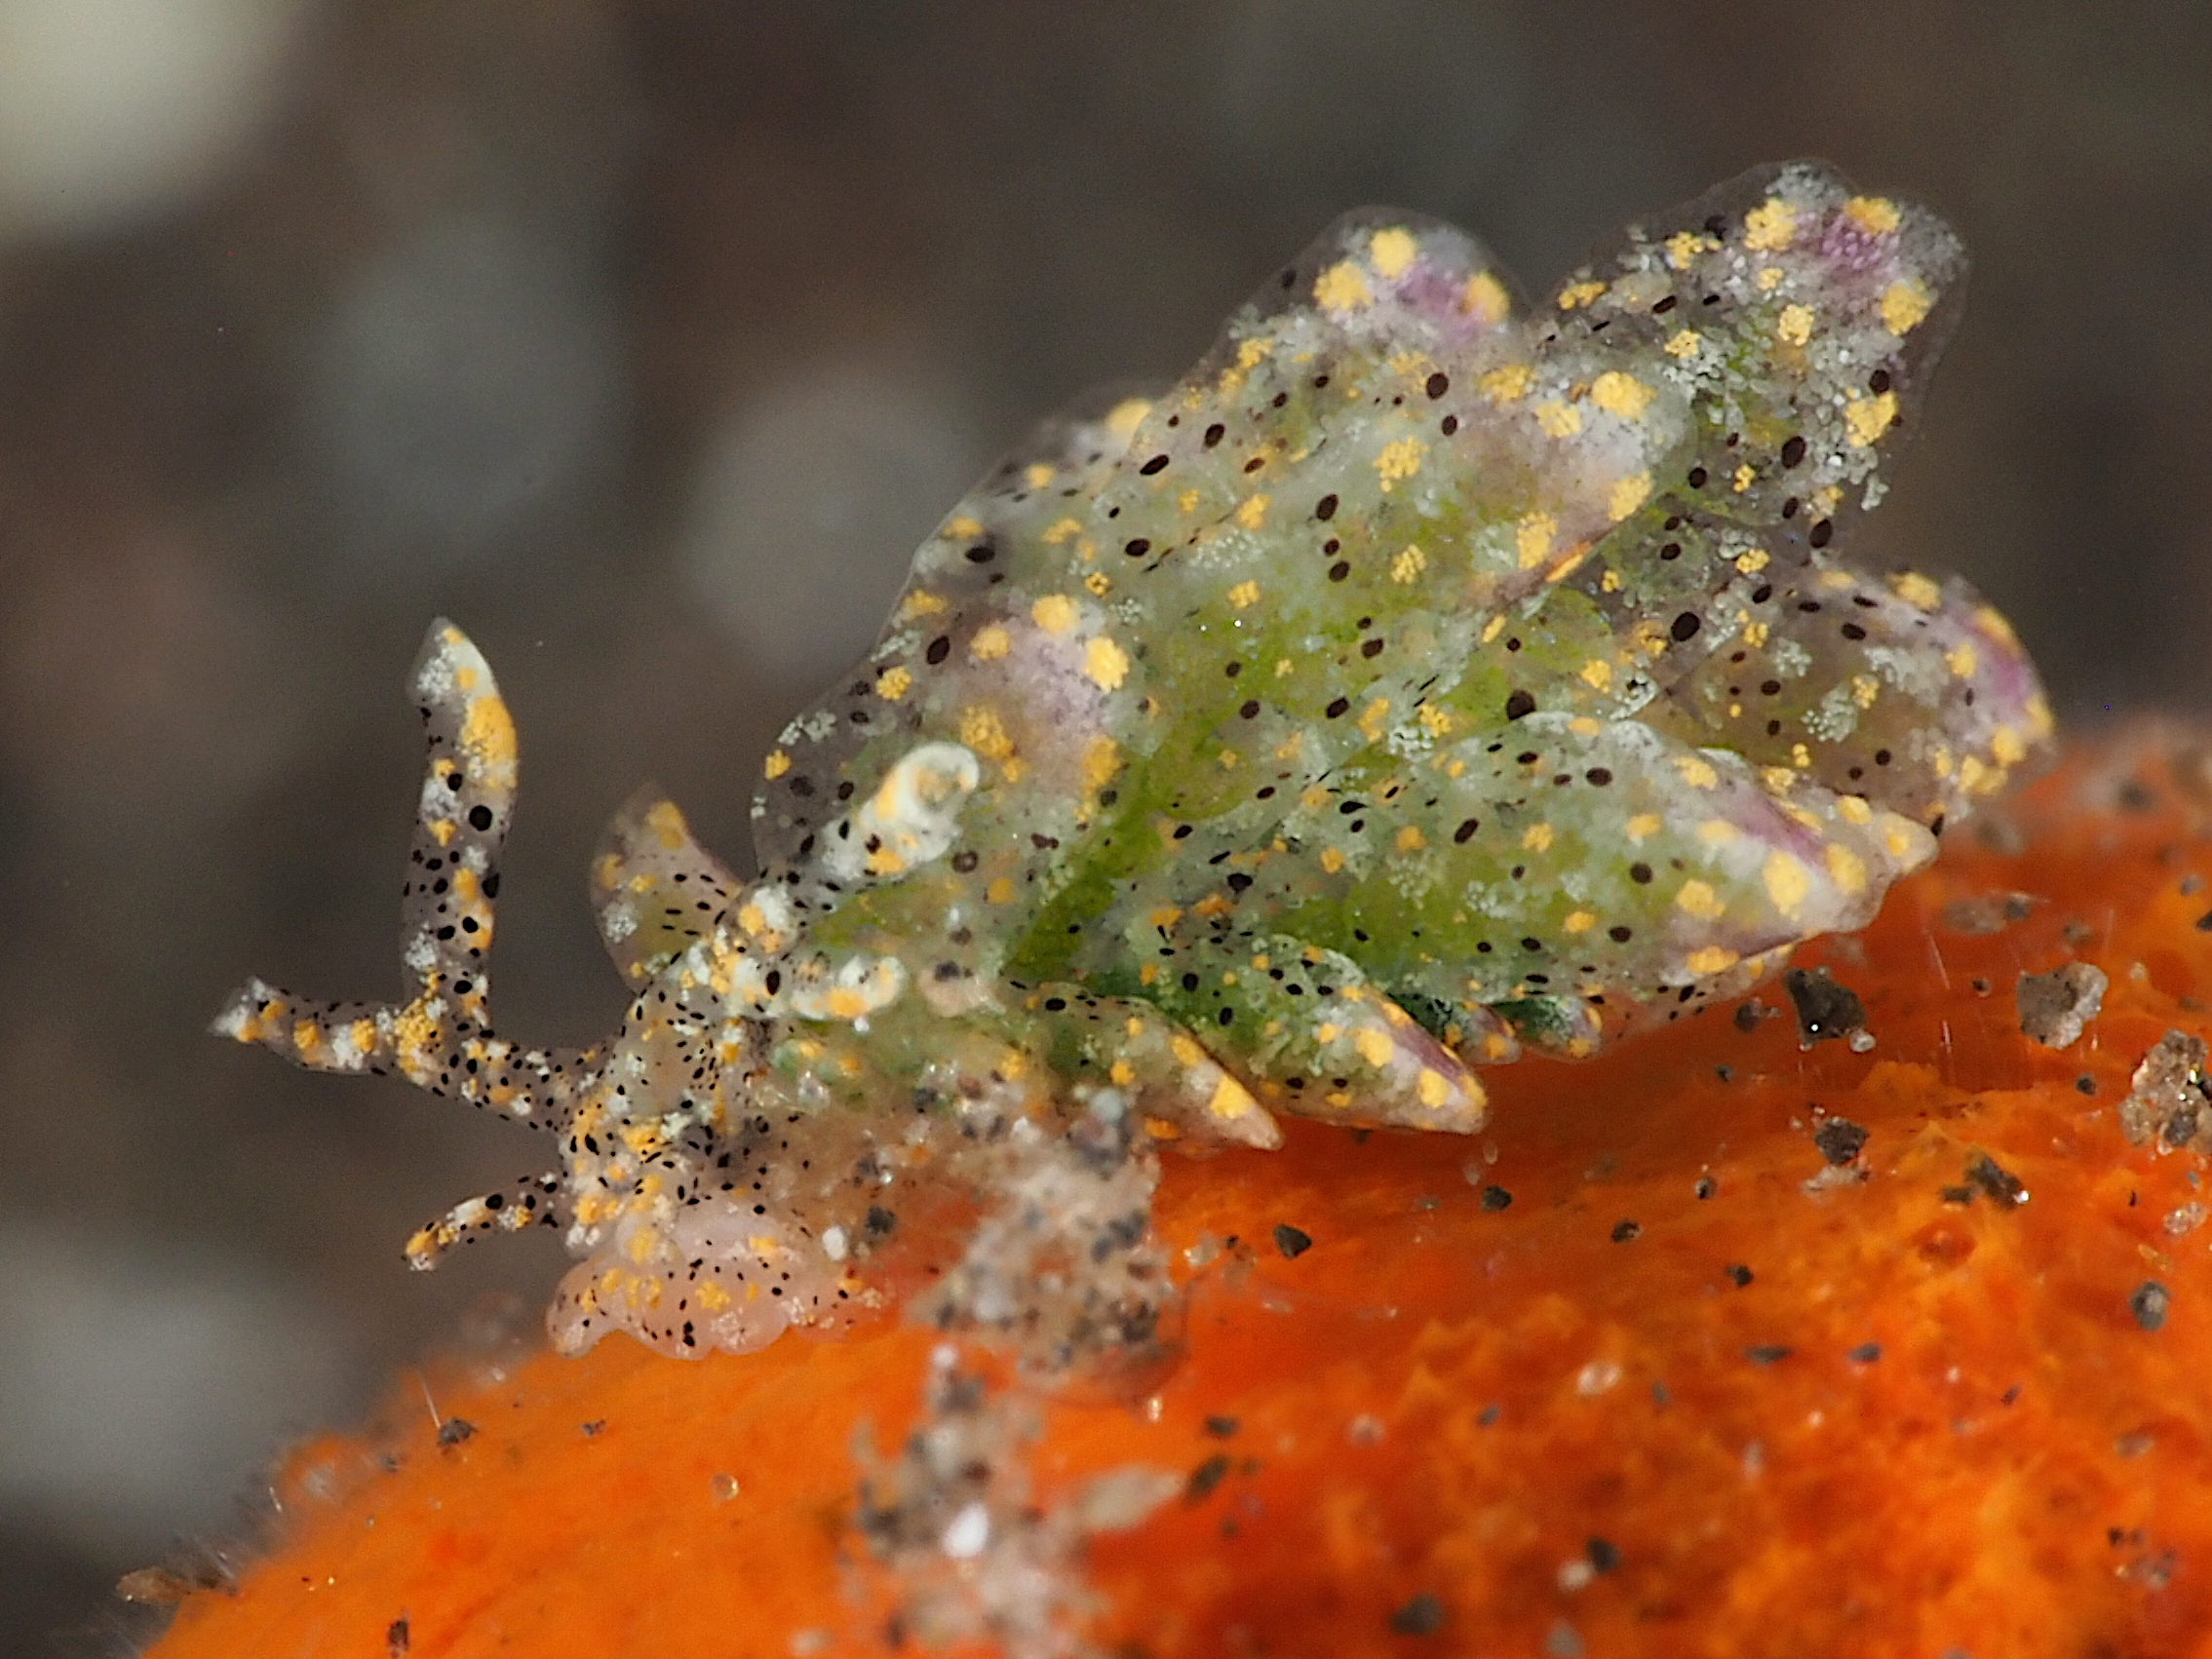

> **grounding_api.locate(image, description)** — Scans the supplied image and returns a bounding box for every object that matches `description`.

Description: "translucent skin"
[218,163,2048,1361]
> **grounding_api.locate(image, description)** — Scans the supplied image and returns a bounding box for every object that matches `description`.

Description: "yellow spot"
[1946,641,1978,679]
[1557,279,1608,310]
[1742,197,1797,252]
[1375,437,1428,488]
[1105,398,1152,440]
[1390,544,1427,583]
[1991,725,2026,766]
[1208,1074,1259,1121]
[762,750,792,780]
[1843,195,1900,235]
[1320,847,1345,874]
[1844,391,1898,447]
[1824,842,1868,896]
[1564,910,1596,934]
[957,705,1013,761]
[1851,675,1880,710]
[1275,657,1295,676]
[1890,570,1942,611]
[1107,1060,1136,1088]
[1478,364,1532,403]
[1041,517,1082,546]
[969,624,1011,662]
[1764,765,1799,793]
[1776,303,1814,346]
[1836,794,1874,827]
[1148,904,1184,933]
[1663,328,1703,360]
[1084,569,1111,597]
[986,877,1015,905]
[460,693,517,775]
[1625,812,1660,841]
[875,665,912,701]
[1369,226,1417,277]
[1030,594,1078,635]
[1756,265,1785,292]
[1589,370,1654,421]
[1417,1068,1453,1108]
[1735,548,1770,575]
[1676,754,1720,790]
[1358,698,1391,741]
[1607,473,1650,521]
[1533,401,1581,439]
[1685,945,1741,976]
[1234,494,1270,530]
[1578,658,1612,692]
[1417,704,1455,736]
[945,516,983,539]
[1522,823,1554,853]
[1354,1027,1394,1068]
[1227,580,1261,610]
[1880,278,1931,336]
[1665,230,1715,269]
[1396,825,1425,852]
[1169,1033,1206,1068]
[1314,259,1373,313]
[1025,462,1054,489]
[1762,851,1811,918]
[1461,270,1510,324]
[1696,819,1737,846]
[1481,615,1507,644]
[1085,637,1130,691]
[1082,736,1121,792]
[1515,513,1557,569]
[1217,749,1239,769]
[898,588,948,618]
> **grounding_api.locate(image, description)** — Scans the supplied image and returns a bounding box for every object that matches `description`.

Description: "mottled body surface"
[220,164,2045,1378]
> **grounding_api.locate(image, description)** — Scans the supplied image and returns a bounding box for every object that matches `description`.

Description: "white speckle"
[822,1227,848,1262]
[1346,1412,1384,1445]
[1576,1360,1622,1397]
[941,1500,991,1559]
[1556,1558,1595,1592]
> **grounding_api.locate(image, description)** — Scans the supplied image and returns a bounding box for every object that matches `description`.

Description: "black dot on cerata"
[1609,925,1633,943]
[1203,423,1225,447]
[1521,937,1543,952]
[1504,689,1535,720]
[1315,493,1339,521]
[1240,700,1261,718]
[1181,972,1199,992]
[1440,413,1459,436]
[1630,862,1653,884]
[964,544,994,563]
[1687,466,1708,488]
[1454,818,1480,843]
[1361,638,1385,659]
[1328,560,1351,581]
[1325,697,1350,718]
[1869,368,1892,394]
[1779,434,1807,468]
[1585,767,1612,786]
[1670,611,1701,642]
[1123,537,1151,558]
[1808,519,1833,548]
[1424,371,1450,399]
[925,637,951,664]
[468,804,494,831]
[1139,454,1169,476]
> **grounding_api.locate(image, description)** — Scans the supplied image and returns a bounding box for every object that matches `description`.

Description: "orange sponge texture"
[151,733,2212,1658]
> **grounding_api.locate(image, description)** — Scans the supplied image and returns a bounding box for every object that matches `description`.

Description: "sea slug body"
[218,161,2047,1376]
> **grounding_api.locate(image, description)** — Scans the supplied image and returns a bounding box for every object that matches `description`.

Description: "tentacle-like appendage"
[403,1172,564,1270]
[590,789,743,989]
[213,620,603,1128]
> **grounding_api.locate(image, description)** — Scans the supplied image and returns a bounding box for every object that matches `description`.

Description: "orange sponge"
[148,731,2212,1658]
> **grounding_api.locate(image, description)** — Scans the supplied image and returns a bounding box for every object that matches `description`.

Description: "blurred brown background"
[2,1,2206,1648]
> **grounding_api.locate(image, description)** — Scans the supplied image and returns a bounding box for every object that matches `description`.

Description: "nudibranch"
[217,162,2047,1375]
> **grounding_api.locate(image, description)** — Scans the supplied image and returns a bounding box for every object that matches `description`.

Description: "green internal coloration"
[219,163,2049,1364]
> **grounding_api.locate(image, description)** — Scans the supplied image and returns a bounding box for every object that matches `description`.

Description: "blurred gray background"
[1,1,2206,1648]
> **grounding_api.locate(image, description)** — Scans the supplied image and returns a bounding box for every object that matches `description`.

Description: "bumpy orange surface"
[150,733,2212,1658]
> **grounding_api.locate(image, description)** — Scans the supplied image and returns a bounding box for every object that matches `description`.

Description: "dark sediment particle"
[436,1417,477,1447]
[1479,1184,1512,1212]
[1585,1537,1620,1573]
[1846,1341,1882,1363]
[1272,1222,1313,1258]
[1782,966,1866,1046]
[1963,1151,2028,1207]
[388,1616,411,1656]
[1733,999,1769,1033]
[1202,1415,1240,1439]
[1610,1218,1641,1243]
[2119,1030,2212,1151]
[1387,1593,1445,1637]
[1812,1116,1869,1166]
[2015,961,2108,1049]
[2131,1280,2170,1332]
[1184,1453,1232,1503]
[1744,1344,1792,1366]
